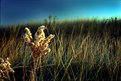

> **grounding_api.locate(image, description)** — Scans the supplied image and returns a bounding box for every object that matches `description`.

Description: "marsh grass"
[0,18,121,81]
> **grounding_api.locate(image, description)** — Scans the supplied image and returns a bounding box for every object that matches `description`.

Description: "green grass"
[0,17,121,81]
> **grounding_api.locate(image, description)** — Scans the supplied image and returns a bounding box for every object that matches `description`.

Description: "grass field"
[0,17,121,81]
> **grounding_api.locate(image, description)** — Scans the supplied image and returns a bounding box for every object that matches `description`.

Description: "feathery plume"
[23,27,33,44]
[23,25,54,58]
[0,58,14,79]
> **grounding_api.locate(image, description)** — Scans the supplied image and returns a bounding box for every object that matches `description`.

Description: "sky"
[1,0,121,25]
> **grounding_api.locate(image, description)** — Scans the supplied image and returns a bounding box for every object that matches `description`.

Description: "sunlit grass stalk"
[22,42,27,81]
[23,25,55,81]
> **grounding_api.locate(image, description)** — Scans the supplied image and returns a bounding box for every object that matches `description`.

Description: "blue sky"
[1,0,121,25]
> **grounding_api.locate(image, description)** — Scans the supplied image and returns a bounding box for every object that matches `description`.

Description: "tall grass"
[0,18,121,81]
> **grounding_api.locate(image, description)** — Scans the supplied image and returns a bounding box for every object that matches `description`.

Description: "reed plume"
[0,58,14,79]
[23,25,55,58]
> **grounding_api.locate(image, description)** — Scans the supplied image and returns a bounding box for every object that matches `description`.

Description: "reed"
[23,25,55,81]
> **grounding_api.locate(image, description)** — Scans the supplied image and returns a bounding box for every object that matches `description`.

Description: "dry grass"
[0,57,14,80]
[0,18,121,81]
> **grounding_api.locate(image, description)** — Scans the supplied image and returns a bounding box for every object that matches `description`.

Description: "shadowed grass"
[0,18,121,81]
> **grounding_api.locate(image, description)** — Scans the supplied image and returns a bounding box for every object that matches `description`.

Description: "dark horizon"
[1,0,121,25]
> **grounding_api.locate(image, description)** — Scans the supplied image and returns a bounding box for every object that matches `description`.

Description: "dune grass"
[0,18,121,81]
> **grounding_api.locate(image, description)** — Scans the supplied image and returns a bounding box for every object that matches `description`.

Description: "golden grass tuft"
[0,57,14,79]
[23,25,55,58]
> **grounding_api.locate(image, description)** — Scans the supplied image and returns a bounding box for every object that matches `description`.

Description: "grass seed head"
[24,25,54,58]
[24,27,33,45]
[25,27,32,39]
[0,58,14,79]
[24,34,31,43]
[43,34,55,44]
[34,26,46,46]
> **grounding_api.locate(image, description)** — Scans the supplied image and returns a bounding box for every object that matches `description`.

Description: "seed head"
[24,27,33,45]
[25,27,32,39]
[23,25,54,58]
[0,58,14,79]
[34,26,46,43]
[43,34,55,44]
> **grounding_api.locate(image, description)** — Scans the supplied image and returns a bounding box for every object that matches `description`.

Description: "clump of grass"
[0,57,14,81]
[0,17,121,81]
[23,25,55,81]
[24,25,55,58]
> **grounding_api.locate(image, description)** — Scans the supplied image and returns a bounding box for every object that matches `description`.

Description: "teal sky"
[1,0,121,25]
